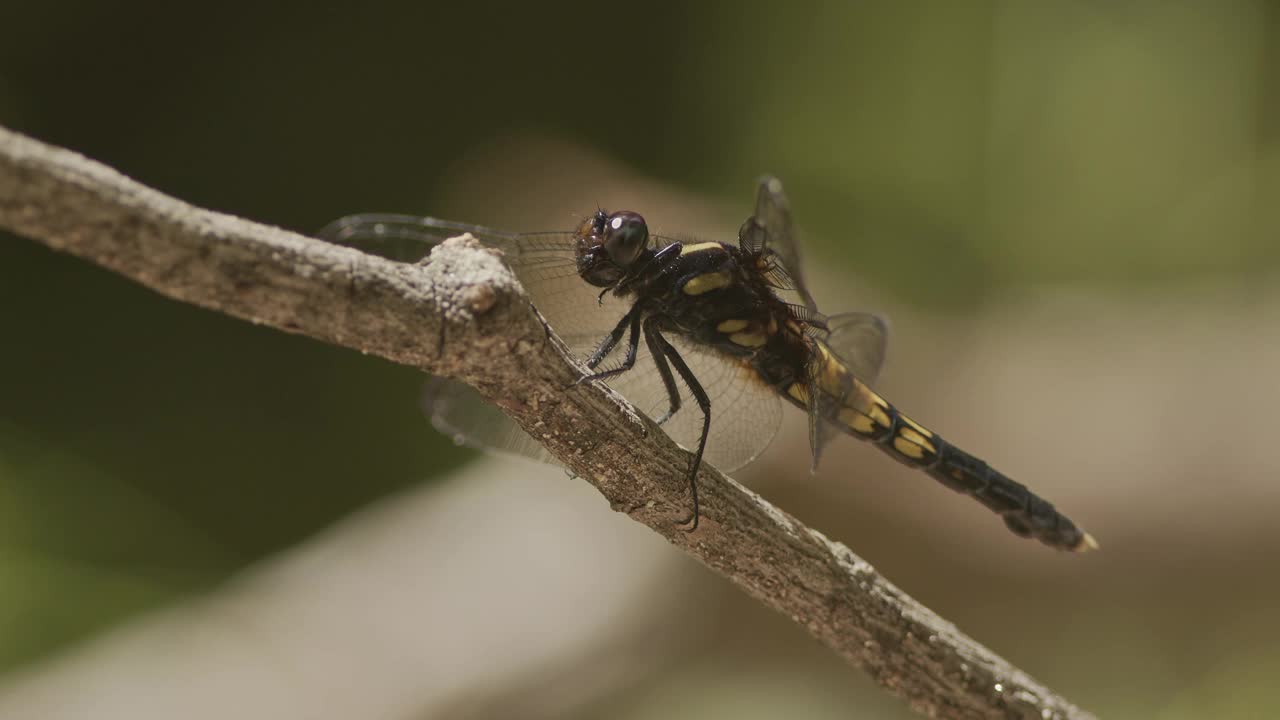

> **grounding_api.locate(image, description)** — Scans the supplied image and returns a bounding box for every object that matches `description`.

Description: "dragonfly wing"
[605,334,782,472]
[422,377,556,464]
[807,402,841,473]
[801,313,889,469]
[819,312,889,387]
[424,335,783,474]
[737,176,819,314]
[319,213,633,360]
[325,213,783,474]
[317,213,525,262]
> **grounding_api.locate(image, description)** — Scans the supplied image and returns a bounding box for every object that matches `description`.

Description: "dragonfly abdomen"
[827,382,1096,552]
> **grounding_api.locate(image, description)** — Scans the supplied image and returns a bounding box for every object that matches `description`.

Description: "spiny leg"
[578,308,643,384]
[584,305,639,371]
[650,324,711,531]
[644,318,682,425]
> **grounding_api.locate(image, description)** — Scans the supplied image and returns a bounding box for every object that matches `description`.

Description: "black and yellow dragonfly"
[320,178,1095,552]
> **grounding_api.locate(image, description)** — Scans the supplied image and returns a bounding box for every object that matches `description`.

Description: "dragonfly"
[319,177,1096,552]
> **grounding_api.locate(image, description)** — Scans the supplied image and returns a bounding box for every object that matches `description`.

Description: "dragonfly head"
[576,209,650,287]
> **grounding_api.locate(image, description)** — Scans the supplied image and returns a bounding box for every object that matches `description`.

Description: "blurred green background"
[2,2,1279,718]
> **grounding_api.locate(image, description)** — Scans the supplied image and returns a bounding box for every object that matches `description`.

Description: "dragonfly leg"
[583,307,634,370]
[650,323,711,532]
[644,319,682,425]
[576,308,643,384]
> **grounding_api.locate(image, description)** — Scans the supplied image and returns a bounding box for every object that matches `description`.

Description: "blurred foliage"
[1,0,1278,717]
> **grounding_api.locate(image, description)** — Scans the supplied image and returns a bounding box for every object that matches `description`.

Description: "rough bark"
[0,125,1095,720]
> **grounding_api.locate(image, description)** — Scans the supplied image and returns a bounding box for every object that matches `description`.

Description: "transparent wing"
[798,313,889,469]
[814,312,889,387]
[322,213,782,472]
[318,213,632,357]
[422,377,555,464]
[606,334,782,472]
[737,176,819,314]
[423,337,783,473]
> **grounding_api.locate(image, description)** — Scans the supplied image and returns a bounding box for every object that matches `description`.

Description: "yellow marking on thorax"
[717,318,749,333]
[682,270,733,295]
[729,331,768,348]
[679,241,723,256]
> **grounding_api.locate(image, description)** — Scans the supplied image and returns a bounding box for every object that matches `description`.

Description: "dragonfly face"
[575,209,652,288]
[319,178,1096,552]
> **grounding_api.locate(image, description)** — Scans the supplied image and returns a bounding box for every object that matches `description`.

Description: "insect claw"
[677,511,700,533]
[676,493,701,532]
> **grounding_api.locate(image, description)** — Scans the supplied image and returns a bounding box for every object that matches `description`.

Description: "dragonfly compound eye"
[603,211,648,267]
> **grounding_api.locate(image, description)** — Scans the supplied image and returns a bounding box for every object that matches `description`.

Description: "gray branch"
[0,125,1095,720]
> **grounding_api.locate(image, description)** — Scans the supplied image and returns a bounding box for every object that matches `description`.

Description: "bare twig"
[0,125,1095,720]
